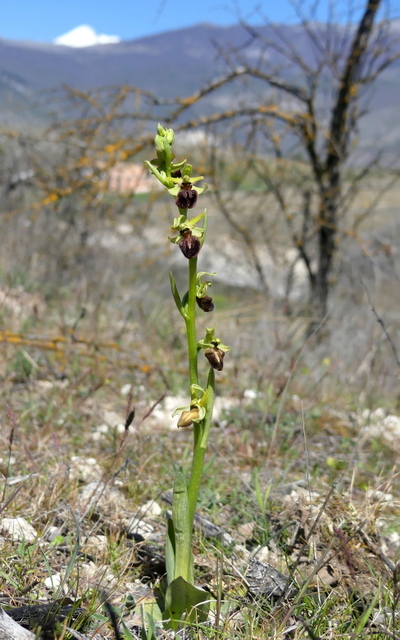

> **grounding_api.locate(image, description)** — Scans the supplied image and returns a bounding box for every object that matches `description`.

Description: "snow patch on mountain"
[54,25,120,48]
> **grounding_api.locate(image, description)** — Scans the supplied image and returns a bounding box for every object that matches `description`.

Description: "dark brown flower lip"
[204,346,225,371]
[178,229,201,259]
[175,187,198,210]
[196,295,214,312]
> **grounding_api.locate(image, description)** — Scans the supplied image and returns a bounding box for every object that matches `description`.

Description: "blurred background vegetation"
[1,3,400,637]
[1,0,399,405]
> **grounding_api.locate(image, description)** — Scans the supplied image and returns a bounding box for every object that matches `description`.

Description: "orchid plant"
[144,124,230,631]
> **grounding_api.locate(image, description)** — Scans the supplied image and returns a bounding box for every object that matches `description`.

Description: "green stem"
[185,256,199,388]
[182,256,216,566]
[187,368,215,529]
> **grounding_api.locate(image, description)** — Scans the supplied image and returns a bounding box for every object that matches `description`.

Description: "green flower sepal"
[198,328,230,353]
[168,211,207,246]
[144,160,175,189]
[167,179,207,198]
[166,164,207,198]
[196,272,216,298]
[198,328,230,372]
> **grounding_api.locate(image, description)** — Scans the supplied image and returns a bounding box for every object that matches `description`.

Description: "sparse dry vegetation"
[1,119,400,638]
[1,1,400,638]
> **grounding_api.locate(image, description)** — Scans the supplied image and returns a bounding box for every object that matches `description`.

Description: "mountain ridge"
[0,21,399,154]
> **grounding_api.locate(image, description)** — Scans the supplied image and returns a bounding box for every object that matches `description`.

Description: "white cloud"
[54,25,121,48]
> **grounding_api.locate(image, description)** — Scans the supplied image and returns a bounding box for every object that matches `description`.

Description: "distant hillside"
[1,22,399,153]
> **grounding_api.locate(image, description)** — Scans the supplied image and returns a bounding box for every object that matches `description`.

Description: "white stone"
[213,396,239,419]
[78,481,126,513]
[148,394,243,430]
[116,223,134,236]
[70,456,102,482]
[127,517,154,539]
[359,410,400,447]
[251,546,271,564]
[163,396,188,413]
[382,414,400,439]
[291,394,302,411]
[120,383,133,396]
[243,389,258,400]
[82,535,109,555]
[151,408,178,430]
[388,531,400,546]
[366,489,394,502]
[0,517,37,542]
[36,380,54,392]
[0,456,16,465]
[102,410,125,428]
[149,395,188,430]
[96,424,109,434]
[137,500,162,517]
[44,526,63,542]
[44,573,66,592]
[78,481,108,508]
[79,562,117,588]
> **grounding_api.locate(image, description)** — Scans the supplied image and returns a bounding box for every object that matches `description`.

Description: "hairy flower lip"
[196,295,214,312]
[179,229,201,259]
[175,187,198,210]
[204,346,225,371]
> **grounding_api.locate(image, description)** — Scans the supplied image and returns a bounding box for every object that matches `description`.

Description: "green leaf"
[200,209,208,244]
[144,160,174,188]
[200,368,215,449]
[181,291,189,316]
[138,601,162,640]
[354,586,380,634]
[165,515,175,587]
[169,272,187,318]
[172,468,193,583]
[163,577,210,630]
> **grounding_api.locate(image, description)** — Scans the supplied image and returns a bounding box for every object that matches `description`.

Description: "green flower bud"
[155,135,165,153]
[166,128,175,145]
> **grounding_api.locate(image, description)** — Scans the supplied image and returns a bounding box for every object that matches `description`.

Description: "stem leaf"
[200,368,215,449]
[172,467,193,583]
[165,515,176,587]
[144,160,174,188]
[169,272,187,318]
[163,577,210,630]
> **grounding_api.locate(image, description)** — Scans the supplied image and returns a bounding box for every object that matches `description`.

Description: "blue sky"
[2,0,397,43]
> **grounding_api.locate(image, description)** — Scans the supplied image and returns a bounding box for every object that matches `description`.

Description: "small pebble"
[0,517,37,542]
